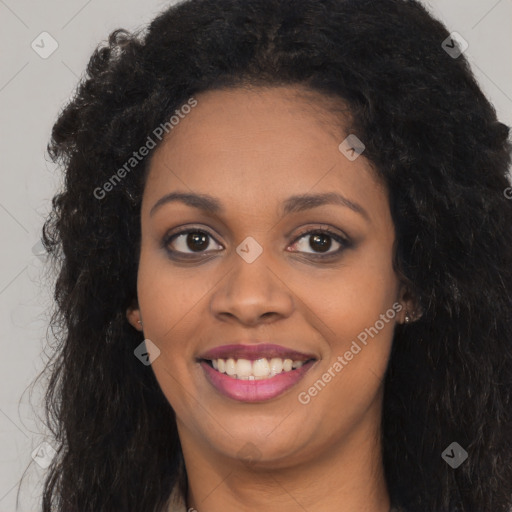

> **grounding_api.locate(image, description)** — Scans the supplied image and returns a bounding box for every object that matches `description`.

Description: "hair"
[34,0,512,510]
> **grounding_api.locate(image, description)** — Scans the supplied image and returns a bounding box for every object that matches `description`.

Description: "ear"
[126,299,144,332]
[397,283,423,325]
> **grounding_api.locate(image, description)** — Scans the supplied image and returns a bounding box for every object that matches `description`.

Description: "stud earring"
[404,312,411,324]
[137,320,143,326]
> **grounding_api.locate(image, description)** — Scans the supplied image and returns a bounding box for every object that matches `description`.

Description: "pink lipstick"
[198,343,317,402]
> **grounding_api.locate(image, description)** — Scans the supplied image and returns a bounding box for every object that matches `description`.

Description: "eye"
[163,225,350,259]
[288,227,349,256]
[164,228,223,255]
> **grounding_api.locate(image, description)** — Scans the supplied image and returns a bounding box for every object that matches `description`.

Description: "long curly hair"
[36,0,512,510]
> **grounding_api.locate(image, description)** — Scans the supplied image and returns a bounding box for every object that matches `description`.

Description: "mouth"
[200,356,316,380]
[197,343,318,402]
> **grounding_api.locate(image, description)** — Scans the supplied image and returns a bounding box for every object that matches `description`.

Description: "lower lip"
[200,360,316,402]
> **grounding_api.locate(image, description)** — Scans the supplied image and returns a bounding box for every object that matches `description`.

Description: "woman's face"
[128,86,409,469]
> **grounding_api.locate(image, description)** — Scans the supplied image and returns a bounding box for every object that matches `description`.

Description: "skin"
[127,86,417,512]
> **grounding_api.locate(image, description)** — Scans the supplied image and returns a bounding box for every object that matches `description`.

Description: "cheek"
[296,247,399,399]
[315,280,398,398]
[325,273,398,344]
[134,252,203,402]
[136,250,207,414]
[136,246,212,340]
[298,250,399,347]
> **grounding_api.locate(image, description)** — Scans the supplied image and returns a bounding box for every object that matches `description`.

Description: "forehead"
[143,86,387,224]
[161,85,351,151]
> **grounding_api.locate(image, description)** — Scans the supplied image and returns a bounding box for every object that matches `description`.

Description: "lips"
[199,343,315,361]
[197,342,317,402]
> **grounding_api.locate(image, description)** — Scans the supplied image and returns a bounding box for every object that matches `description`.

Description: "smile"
[199,358,317,402]
[205,356,313,380]
[197,343,317,402]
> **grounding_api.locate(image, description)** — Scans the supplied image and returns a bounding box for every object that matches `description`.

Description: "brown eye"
[288,229,348,256]
[166,230,223,254]
[308,233,332,253]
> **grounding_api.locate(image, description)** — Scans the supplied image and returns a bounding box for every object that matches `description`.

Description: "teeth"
[269,357,283,376]
[208,357,308,379]
[253,358,270,378]
[225,358,236,376]
[235,358,252,379]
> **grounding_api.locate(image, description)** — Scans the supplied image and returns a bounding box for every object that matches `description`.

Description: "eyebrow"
[150,192,222,217]
[149,191,369,220]
[281,192,369,220]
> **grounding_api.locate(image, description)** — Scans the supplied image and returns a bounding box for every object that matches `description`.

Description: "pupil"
[187,232,209,251]
[310,233,331,252]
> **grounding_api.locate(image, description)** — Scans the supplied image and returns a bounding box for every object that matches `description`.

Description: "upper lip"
[198,342,316,362]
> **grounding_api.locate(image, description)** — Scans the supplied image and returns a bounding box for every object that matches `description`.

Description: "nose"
[209,249,295,326]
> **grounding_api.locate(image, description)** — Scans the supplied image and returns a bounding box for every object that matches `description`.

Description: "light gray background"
[0,0,511,510]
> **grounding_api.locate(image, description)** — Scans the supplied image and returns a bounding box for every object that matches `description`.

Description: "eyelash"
[162,225,350,260]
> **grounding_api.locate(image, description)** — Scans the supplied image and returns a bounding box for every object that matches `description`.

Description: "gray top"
[163,486,187,512]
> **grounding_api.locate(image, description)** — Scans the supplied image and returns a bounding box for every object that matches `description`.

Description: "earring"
[137,320,143,326]
[404,312,411,324]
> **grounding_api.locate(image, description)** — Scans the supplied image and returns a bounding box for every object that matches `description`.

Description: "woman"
[38,0,512,511]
